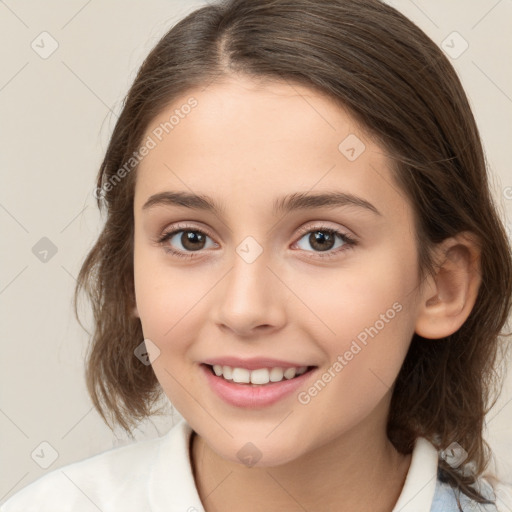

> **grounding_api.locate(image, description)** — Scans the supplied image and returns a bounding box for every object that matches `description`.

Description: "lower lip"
[200,364,316,408]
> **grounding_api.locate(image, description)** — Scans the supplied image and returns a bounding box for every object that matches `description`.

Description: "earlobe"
[131,304,140,318]
[414,232,481,340]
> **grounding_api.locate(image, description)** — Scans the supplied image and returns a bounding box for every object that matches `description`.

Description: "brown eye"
[158,225,217,259]
[302,230,337,252]
[294,227,355,257]
[161,229,214,251]
[177,230,208,251]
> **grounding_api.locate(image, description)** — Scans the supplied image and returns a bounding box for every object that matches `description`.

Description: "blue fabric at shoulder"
[430,471,499,512]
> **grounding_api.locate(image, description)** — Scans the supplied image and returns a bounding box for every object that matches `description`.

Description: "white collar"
[148,418,204,511]
[148,419,439,512]
[392,437,439,512]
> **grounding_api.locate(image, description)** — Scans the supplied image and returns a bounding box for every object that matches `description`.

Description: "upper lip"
[202,357,314,371]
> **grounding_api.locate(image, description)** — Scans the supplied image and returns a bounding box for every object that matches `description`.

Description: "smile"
[200,363,317,408]
[210,364,309,385]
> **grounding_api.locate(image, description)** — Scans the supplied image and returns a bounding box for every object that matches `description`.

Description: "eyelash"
[156,223,358,260]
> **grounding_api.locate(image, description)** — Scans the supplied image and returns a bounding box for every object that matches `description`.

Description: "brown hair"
[74,0,512,506]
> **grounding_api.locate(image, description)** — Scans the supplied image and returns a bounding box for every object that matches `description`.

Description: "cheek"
[134,273,200,346]
[133,262,208,409]
[134,233,194,330]
[348,260,417,377]
[133,250,220,383]
[292,244,419,401]
[296,244,418,344]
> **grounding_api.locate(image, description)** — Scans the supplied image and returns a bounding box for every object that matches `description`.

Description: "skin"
[132,76,481,512]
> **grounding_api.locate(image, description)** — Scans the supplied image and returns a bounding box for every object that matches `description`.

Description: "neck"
[190,405,412,512]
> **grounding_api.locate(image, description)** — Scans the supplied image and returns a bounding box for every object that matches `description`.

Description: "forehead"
[133,77,410,220]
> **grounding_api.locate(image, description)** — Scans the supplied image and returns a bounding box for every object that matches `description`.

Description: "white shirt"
[1,418,509,511]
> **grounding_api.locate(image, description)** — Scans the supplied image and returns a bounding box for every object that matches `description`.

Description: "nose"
[211,248,287,338]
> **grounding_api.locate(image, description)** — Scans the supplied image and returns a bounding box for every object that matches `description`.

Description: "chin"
[209,434,307,469]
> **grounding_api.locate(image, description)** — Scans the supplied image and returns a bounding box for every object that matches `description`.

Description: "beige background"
[1,0,511,503]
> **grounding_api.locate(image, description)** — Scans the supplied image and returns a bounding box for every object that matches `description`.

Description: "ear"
[415,232,481,339]
[131,304,140,318]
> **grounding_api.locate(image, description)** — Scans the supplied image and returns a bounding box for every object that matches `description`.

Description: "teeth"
[210,364,308,385]
[283,367,296,379]
[232,367,250,384]
[222,365,233,380]
[251,368,270,385]
[269,367,284,382]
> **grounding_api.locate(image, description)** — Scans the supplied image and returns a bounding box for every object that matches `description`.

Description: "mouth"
[202,363,316,386]
[200,362,318,408]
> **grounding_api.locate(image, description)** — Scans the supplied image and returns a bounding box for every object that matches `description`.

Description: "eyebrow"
[142,190,381,217]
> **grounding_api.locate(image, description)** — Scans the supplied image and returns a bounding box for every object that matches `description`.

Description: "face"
[132,76,424,467]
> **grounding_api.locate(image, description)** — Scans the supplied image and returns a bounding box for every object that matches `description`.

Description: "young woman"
[3,0,511,510]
